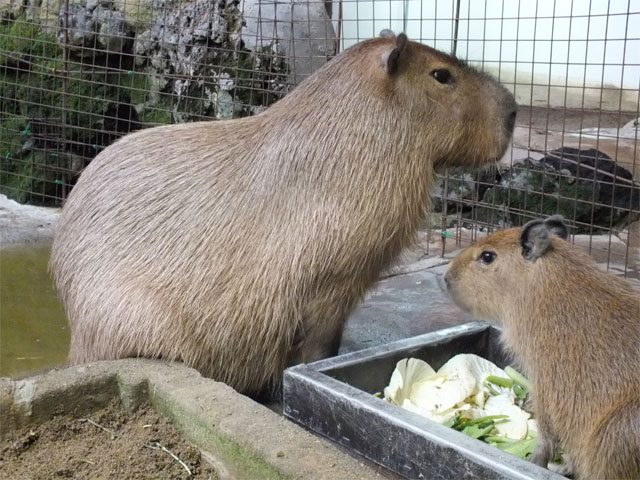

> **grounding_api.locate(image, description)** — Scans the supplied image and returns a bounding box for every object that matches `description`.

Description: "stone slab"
[0,360,386,479]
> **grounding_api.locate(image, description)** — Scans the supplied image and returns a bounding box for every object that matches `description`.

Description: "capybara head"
[336,32,518,168]
[280,31,518,172]
[444,216,569,320]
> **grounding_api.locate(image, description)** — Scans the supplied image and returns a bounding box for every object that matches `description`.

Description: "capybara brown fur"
[444,216,640,479]
[50,32,517,396]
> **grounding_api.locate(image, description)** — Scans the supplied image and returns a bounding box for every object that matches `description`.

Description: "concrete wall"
[336,0,639,111]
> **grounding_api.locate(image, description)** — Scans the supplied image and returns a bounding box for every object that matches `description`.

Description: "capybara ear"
[379,29,396,39]
[381,33,409,75]
[544,215,569,240]
[519,218,551,261]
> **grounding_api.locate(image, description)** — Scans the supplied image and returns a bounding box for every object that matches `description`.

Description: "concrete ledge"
[0,359,382,479]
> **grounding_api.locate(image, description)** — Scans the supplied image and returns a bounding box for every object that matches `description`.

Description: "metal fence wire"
[1,0,638,277]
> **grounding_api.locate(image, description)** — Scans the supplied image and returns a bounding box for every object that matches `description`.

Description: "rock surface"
[0,194,59,246]
[1,0,335,205]
[479,147,640,230]
[241,0,336,84]
[435,148,640,233]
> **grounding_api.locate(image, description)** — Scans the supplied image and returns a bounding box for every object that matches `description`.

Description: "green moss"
[150,391,288,480]
[0,151,63,205]
[0,16,61,66]
[488,168,595,220]
[0,114,27,155]
[138,107,171,126]
[0,155,32,203]
[0,114,66,205]
[477,163,629,232]
[65,75,122,139]
[115,70,151,106]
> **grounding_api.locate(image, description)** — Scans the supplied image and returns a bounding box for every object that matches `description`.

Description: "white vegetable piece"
[410,371,474,414]
[401,398,474,424]
[383,353,532,439]
[438,354,511,408]
[384,358,436,405]
[483,392,531,439]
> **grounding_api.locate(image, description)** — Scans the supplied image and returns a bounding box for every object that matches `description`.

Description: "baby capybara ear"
[544,215,569,240]
[381,32,409,75]
[519,215,569,261]
[519,218,551,261]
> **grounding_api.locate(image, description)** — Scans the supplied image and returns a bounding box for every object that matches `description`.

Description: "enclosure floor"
[341,259,465,354]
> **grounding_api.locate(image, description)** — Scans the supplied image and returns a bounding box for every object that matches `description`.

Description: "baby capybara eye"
[479,251,496,264]
[430,69,454,84]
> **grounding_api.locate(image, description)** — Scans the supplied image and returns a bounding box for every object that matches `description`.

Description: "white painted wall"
[336,0,639,110]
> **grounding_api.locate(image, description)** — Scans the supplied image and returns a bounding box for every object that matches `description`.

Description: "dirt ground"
[0,401,218,480]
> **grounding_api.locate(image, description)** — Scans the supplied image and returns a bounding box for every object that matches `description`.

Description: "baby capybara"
[51,32,517,396]
[445,216,640,479]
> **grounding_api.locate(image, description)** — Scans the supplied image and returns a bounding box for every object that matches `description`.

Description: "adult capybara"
[444,216,640,479]
[51,32,517,396]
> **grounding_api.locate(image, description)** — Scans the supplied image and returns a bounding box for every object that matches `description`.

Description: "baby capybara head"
[444,216,569,320]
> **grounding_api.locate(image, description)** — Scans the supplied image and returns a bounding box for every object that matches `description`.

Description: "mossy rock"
[0,150,65,205]
[432,166,497,214]
[474,151,639,232]
[0,16,61,66]
[28,0,153,31]
[1,2,295,206]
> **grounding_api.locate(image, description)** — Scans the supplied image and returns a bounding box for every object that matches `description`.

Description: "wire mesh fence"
[1,0,638,276]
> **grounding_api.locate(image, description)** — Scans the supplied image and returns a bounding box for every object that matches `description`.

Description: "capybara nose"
[503,93,518,132]
[443,272,451,289]
[505,109,517,133]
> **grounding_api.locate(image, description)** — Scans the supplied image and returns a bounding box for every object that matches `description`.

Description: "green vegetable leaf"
[461,422,496,439]
[484,435,517,444]
[513,384,528,402]
[505,366,530,392]
[443,412,462,429]
[465,415,508,425]
[486,375,514,388]
[488,436,537,459]
[483,381,500,396]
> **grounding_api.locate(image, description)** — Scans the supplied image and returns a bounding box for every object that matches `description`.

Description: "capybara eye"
[479,251,496,264]
[430,69,454,84]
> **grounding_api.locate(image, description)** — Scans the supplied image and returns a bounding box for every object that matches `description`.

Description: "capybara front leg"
[529,421,558,468]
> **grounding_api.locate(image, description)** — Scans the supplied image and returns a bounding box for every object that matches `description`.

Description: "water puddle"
[1,243,69,377]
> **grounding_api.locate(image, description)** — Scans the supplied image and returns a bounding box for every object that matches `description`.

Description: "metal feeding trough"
[283,321,565,480]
